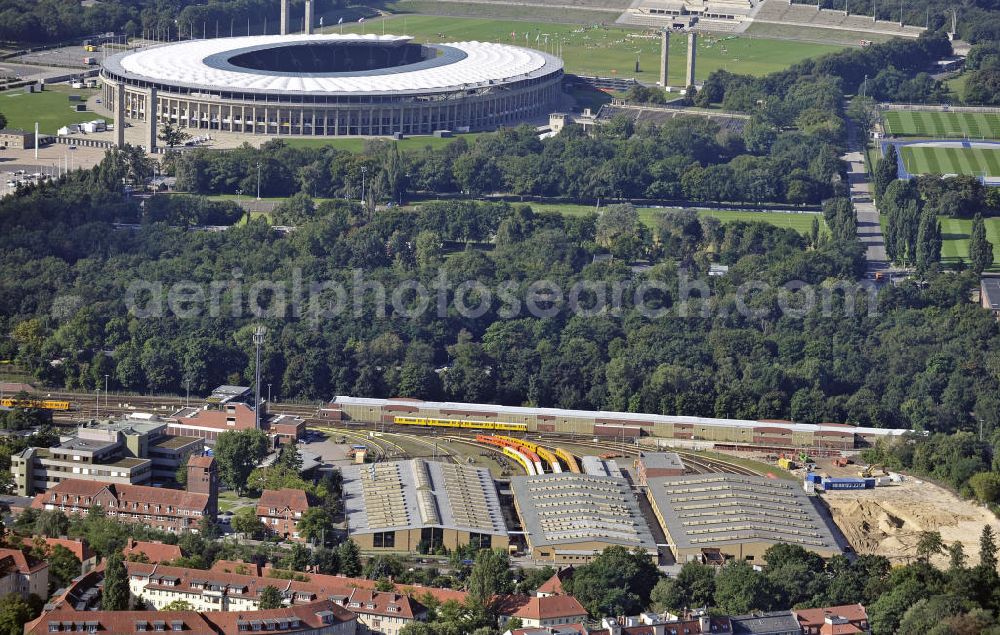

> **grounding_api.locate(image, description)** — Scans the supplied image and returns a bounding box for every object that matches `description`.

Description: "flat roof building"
[981,277,1000,318]
[0,129,34,150]
[646,474,842,564]
[511,473,657,565]
[635,452,685,485]
[342,459,508,553]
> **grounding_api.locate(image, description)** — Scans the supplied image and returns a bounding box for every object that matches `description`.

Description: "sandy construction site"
[821,478,997,568]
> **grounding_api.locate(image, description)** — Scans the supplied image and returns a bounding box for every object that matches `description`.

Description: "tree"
[231,507,265,538]
[0,593,33,635]
[338,540,362,577]
[276,442,303,472]
[969,213,994,274]
[980,525,997,571]
[916,531,945,562]
[298,507,334,544]
[48,545,81,591]
[562,547,660,617]
[650,561,715,612]
[34,509,69,538]
[948,542,967,570]
[158,123,191,149]
[915,209,942,273]
[175,462,188,487]
[161,600,194,611]
[101,552,130,611]
[258,585,283,610]
[465,549,513,625]
[214,429,269,495]
[713,560,773,615]
[874,144,899,201]
[969,472,1000,504]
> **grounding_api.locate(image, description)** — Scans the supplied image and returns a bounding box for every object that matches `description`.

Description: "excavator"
[858,464,888,478]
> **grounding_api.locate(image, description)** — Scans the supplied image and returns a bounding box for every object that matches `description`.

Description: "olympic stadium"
[100,34,565,139]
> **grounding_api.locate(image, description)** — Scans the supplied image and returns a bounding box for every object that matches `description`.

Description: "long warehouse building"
[323,396,910,451]
[511,472,658,565]
[645,474,843,564]
[341,459,508,553]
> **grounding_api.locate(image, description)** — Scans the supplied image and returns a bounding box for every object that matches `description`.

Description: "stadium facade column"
[685,32,697,88]
[304,0,313,34]
[146,87,157,152]
[280,0,289,35]
[659,30,670,88]
[116,83,126,148]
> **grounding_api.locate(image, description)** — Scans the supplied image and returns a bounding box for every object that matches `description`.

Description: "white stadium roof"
[109,34,561,95]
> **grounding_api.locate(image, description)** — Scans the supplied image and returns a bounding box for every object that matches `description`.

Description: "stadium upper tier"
[104,34,562,96]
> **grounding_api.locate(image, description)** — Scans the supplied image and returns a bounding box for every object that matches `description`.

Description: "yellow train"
[494,435,563,473]
[0,398,70,411]
[393,416,527,432]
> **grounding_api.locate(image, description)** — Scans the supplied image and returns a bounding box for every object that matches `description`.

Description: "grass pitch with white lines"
[884,110,1000,140]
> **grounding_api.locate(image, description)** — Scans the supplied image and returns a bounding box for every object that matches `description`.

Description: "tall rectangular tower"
[280,0,289,35]
[187,455,218,518]
[304,0,313,34]
[659,30,670,88]
[685,32,697,88]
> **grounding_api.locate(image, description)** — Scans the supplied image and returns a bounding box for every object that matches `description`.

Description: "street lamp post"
[256,162,262,200]
[104,374,109,418]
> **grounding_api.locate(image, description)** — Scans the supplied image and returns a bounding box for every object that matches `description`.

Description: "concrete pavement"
[843,147,888,269]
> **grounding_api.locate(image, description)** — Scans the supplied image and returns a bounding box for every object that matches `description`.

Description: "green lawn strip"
[937,216,1000,271]
[926,111,947,136]
[979,148,1000,177]
[0,85,105,134]
[332,15,844,85]
[966,113,983,138]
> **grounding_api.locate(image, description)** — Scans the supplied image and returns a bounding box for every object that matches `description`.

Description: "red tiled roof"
[511,625,590,635]
[33,479,210,513]
[821,624,863,635]
[173,403,257,430]
[0,547,43,574]
[258,489,310,514]
[535,566,573,596]
[203,599,356,631]
[795,604,868,628]
[187,455,215,468]
[500,595,588,621]
[43,538,92,563]
[126,562,428,619]
[123,539,182,563]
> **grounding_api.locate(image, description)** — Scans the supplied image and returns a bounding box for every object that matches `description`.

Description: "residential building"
[257,488,310,541]
[0,548,47,600]
[645,474,843,564]
[794,605,869,635]
[25,600,357,635]
[168,384,305,444]
[11,415,202,495]
[981,277,1000,318]
[0,129,34,150]
[634,452,685,485]
[342,459,509,553]
[123,539,183,563]
[498,596,589,629]
[125,561,428,634]
[30,456,217,533]
[511,473,657,564]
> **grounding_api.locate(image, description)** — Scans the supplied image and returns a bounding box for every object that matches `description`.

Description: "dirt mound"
[822,479,996,566]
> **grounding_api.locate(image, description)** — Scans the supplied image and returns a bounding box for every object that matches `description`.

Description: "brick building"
[30,456,217,533]
[257,488,310,541]
[0,548,47,600]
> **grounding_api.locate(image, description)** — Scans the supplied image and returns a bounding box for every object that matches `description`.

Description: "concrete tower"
[187,455,218,519]
[146,87,157,153]
[685,32,697,88]
[304,0,313,34]
[115,84,126,148]
[659,30,670,88]
[280,0,289,35]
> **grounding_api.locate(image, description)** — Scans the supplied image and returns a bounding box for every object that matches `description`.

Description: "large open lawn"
[328,15,845,86]
[883,110,1000,140]
[900,144,1000,178]
[0,85,106,135]
[939,216,1000,271]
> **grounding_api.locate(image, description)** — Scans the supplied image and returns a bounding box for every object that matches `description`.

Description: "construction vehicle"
[798,451,814,464]
[858,464,888,478]
[777,457,796,470]
[834,457,850,468]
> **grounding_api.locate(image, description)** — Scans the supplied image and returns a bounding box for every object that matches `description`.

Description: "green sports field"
[329,16,845,86]
[0,85,106,135]
[939,216,1000,271]
[899,144,1000,178]
[883,110,1000,139]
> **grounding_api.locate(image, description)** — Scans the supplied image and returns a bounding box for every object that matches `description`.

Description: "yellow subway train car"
[393,416,527,432]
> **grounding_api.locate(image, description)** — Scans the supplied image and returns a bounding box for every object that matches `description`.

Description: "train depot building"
[645,474,843,564]
[341,459,509,553]
[511,472,658,565]
[323,396,906,453]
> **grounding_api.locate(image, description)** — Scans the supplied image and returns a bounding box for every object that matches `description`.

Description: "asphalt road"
[843,135,888,269]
